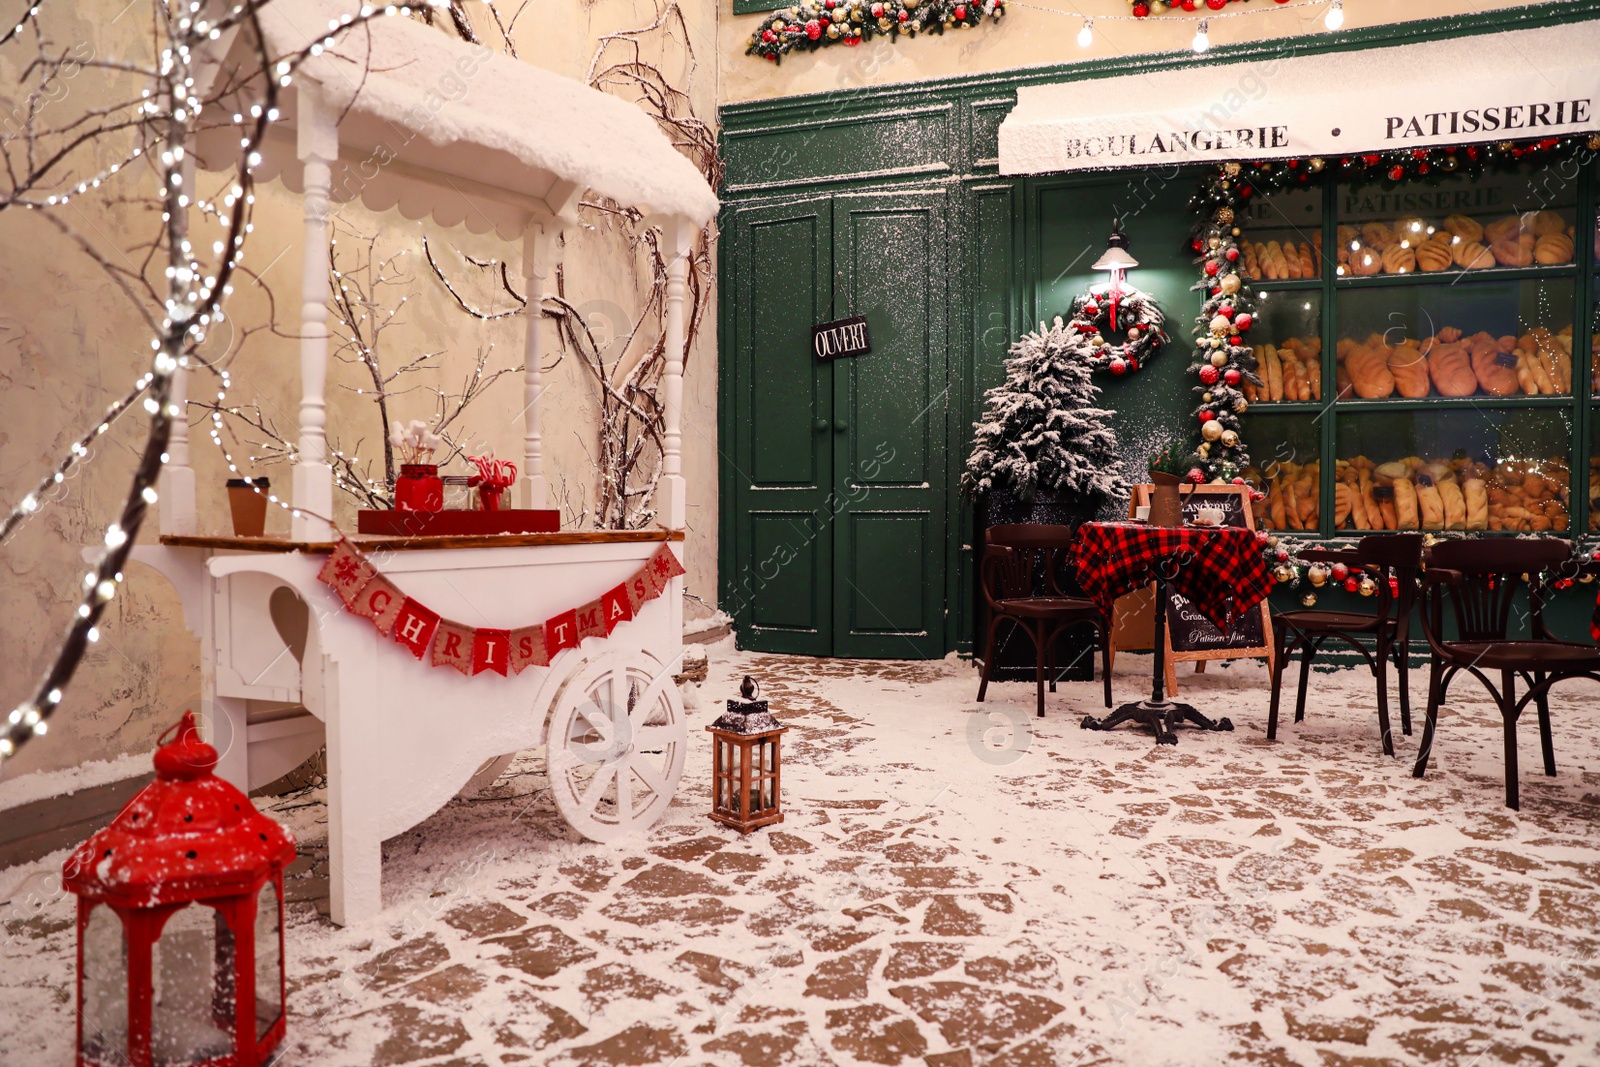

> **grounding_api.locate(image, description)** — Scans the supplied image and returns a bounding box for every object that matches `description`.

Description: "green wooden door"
[828,193,948,658]
[724,192,949,658]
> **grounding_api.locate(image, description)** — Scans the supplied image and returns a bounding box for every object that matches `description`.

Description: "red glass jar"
[394,463,443,512]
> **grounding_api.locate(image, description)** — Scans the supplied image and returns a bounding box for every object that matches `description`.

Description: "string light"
[1324,0,1343,31]
[1077,17,1093,47]
[1005,0,1352,38]
[1192,18,1210,53]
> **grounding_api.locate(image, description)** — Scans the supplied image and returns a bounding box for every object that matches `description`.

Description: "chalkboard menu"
[1165,586,1267,653]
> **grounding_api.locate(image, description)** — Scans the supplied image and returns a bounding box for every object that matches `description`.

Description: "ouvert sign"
[997,20,1600,175]
[812,315,872,361]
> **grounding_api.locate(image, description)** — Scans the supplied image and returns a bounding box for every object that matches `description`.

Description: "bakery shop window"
[1238,184,1323,282]
[1334,275,1576,399]
[1331,408,1572,533]
[1240,290,1321,405]
[1246,414,1321,532]
[1334,164,1577,278]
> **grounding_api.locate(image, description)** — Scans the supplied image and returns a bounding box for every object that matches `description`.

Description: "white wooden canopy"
[168,0,718,540]
[999,20,1600,176]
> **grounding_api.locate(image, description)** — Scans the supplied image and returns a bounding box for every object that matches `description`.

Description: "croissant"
[1483,215,1525,243]
[1298,244,1316,278]
[1416,236,1453,272]
[1453,240,1495,269]
[1334,482,1354,528]
[1428,342,1477,397]
[1383,243,1417,274]
[1393,478,1420,529]
[1471,341,1519,396]
[1441,214,1483,242]
[1535,232,1574,264]
[1438,478,1467,529]
[1263,344,1283,401]
[1389,340,1431,397]
[1529,210,1567,237]
[1491,234,1535,267]
[1463,478,1488,530]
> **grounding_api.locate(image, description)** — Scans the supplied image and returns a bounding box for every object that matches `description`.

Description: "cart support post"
[292,84,336,541]
[521,223,552,509]
[660,217,693,530]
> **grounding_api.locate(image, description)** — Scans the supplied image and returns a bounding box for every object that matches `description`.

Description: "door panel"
[831,194,948,658]
[728,200,835,655]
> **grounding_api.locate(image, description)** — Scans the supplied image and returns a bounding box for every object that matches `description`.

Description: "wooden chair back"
[1425,538,1573,642]
[981,524,1076,606]
[1356,532,1424,625]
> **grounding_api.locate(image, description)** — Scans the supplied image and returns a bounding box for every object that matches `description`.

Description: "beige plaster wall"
[718,0,1553,104]
[0,0,721,779]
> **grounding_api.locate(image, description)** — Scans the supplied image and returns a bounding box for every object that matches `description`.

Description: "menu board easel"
[1113,485,1276,695]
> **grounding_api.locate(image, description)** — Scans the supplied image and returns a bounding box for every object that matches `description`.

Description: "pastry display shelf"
[1245,395,1579,413]
[1329,263,1580,289]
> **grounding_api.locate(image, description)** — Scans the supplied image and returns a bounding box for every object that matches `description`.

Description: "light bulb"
[1325,1,1343,30]
[1077,18,1093,47]
[1192,19,1210,53]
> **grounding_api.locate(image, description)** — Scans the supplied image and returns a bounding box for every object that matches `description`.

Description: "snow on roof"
[235,0,717,227]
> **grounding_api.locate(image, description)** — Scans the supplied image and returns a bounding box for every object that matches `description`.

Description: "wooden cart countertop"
[160,529,685,554]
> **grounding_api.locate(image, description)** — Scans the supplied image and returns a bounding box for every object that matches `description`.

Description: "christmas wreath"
[745,0,1005,62]
[1066,285,1167,376]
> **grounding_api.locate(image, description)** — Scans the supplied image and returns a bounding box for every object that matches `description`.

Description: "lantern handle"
[740,675,759,702]
[157,709,198,747]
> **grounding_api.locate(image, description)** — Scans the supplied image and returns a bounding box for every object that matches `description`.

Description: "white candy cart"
[132,3,718,926]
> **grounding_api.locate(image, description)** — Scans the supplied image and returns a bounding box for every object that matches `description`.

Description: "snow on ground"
[0,750,149,813]
[3,649,1599,1066]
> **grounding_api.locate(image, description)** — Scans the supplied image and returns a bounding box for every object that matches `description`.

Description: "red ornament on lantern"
[63,713,295,1067]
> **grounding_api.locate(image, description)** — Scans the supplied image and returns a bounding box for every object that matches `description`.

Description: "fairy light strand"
[0,0,445,769]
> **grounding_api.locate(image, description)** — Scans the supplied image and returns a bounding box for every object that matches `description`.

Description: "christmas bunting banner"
[316,539,685,677]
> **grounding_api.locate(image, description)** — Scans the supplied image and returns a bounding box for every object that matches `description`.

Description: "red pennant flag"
[431,619,475,675]
[601,583,633,633]
[350,575,404,636]
[510,624,546,674]
[316,540,376,607]
[649,544,686,584]
[392,597,440,659]
[627,566,654,613]
[472,628,510,676]
[575,599,607,642]
[545,610,579,659]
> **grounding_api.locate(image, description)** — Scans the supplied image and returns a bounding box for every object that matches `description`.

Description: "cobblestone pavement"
[3,650,1600,1066]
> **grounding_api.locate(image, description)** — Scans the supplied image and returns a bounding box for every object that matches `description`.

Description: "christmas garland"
[1128,0,1250,14]
[1066,285,1167,376]
[745,0,1005,62]
[315,539,685,677]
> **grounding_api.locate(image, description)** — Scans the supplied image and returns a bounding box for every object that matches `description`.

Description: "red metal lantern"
[63,712,296,1067]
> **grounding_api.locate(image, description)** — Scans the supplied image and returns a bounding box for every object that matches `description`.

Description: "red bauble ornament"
[1391,577,1404,595]
[1082,301,1099,315]
[1251,490,1265,502]
[1226,247,1239,261]
[1186,469,1206,484]
[806,19,822,38]
[1181,0,1196,9]
[1331,563,1350,582]
[871,2,883,14]
[1199,366,1220,386]
[1204,260,1220,276]
[762,28,777,41]
[1132,2,1150,15]
[1218,304,1235,318]
[1231,476,1245,485]
[1198,410,1216,422]
[1362,153,1381,166]
[1223,368,1242,386]
[825,0,835,7]
[844,34,860,44]
[1234,313,1253,331]
[1388,165,1405,181]
[1275,547,1290,562]
[1109,357,1128,376]
[954,3,968,18]
[898,9,909,20]
[1239,186,1252,198]
[1343,577,1360,593]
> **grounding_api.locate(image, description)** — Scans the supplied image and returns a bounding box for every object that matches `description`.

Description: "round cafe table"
[1071,521,1273,745]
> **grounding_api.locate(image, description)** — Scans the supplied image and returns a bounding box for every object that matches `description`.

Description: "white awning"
[196,0,718,238]
[999,20,1600,176]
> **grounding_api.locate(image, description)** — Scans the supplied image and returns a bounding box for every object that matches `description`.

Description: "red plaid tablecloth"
[1072,521,1272,635]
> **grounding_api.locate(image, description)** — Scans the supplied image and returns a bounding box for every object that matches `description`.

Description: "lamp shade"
[1091,227,1138,272]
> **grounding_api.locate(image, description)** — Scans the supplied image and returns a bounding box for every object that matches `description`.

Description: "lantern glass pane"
[256,882,282,1040]
[151,904,234,1066]
[81,904,129,1066]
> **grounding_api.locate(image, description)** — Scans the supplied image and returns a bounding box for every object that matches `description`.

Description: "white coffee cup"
[1196,506,1225,526]
[1135,504,1151,521]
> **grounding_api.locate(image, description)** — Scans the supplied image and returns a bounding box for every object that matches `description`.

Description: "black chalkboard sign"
[1165,586,1267,653]
[812,315,872,361]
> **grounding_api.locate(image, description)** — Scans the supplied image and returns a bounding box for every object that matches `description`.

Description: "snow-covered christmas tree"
[963,316,1127,504]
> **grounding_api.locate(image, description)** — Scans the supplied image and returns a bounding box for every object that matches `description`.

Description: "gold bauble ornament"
[1266,536,1279,548]
[1091,334,1105,345]
[1582,573,1596,584]
[828,23,841,36]
[1358,576,1377,597]
[1308,564,1329,587]
[1203,391,1214,402]
[1201,420,1225,442]
[1198,442,1211,456]
[1210,314,1232,335]
[1224,163,1242,178]
[1589,134,1600,151]
[1309,157,1325,173]
[773,19,786,29]
[1231,227,1241,237]
[1220,430,1240,448]
[1210,352,1229,368]
[1208,236,1222,250]
[1301,592,1318,607]
[1219,274,1242,295]
[1233,398,1248,414]
[1273,564,1294,584]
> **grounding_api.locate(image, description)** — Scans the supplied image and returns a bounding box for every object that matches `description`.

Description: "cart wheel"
[546,650,687,842]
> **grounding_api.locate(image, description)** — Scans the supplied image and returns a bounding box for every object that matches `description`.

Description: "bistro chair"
[1412,538,1600,810]
[975,524,1113,719]
[1267,533,1424,756]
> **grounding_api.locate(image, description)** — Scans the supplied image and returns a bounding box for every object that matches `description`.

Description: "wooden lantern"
[707,676,787,833]
[63,712,296,1067]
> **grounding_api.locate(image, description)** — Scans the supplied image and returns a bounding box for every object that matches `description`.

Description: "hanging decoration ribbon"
[316,538,685,677]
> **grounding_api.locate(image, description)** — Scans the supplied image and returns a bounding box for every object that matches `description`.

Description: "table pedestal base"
[1081,700,1234,746]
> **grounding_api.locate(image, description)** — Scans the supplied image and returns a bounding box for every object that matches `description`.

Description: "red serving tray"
[356,509,561,536]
